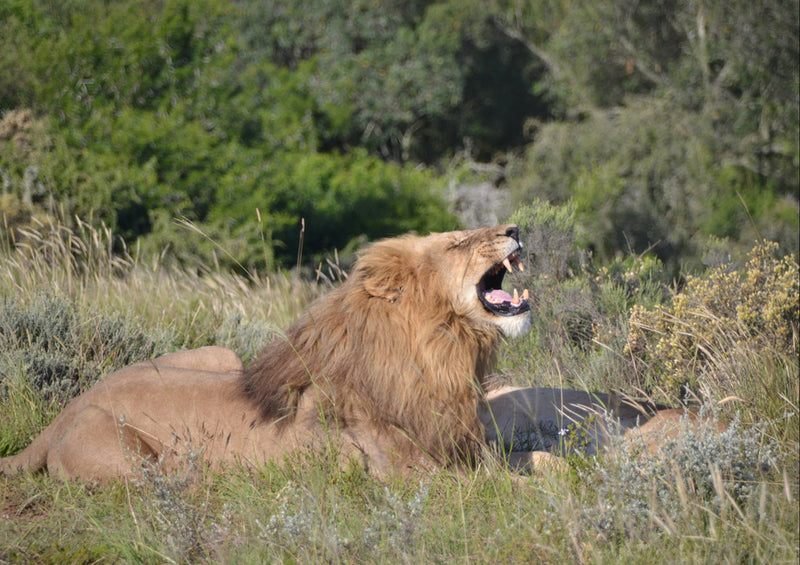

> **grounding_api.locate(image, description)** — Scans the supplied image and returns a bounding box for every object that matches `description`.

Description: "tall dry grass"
[2,215,319,353]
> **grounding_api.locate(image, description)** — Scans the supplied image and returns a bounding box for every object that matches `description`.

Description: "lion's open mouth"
[477,250,531,317]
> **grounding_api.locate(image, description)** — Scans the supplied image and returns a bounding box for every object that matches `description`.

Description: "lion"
[0,224,534,481]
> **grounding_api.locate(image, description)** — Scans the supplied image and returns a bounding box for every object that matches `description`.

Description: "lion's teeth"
[512,288,520,305]
[522,288,530,301]
[516,259,524,271]
[503,258,513,272]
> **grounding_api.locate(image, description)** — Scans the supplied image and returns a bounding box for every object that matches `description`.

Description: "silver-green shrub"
[586,408,780,537]
[0,293,164,400]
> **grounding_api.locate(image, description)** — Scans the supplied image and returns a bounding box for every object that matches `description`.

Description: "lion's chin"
[494,311,532,338]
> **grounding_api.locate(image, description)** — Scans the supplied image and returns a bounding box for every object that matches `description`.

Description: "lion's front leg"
[46,405,156,481]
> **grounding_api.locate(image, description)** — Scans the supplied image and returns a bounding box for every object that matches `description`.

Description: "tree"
[503,0,799,268]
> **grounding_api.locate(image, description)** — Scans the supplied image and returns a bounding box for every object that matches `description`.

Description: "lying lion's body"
[0,348,287,479]
[1,225,532,480]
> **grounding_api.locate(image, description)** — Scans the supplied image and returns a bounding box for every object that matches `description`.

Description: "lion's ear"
[359,244,413,302]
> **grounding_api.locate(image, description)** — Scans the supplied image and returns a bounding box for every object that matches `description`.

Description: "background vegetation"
[0,0,798,562]
[1,0,797,271]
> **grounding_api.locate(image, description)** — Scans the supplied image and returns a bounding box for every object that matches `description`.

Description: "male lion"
[1,224,533,480]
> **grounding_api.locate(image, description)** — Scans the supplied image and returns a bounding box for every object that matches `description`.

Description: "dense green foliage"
[0,0,468,268]
[1,0,797,270]
[501,0,799,269]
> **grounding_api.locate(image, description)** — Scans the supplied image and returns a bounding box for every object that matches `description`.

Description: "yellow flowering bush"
[626,241,798,396]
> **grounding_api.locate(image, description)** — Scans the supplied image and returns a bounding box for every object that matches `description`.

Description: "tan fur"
[1,225,532,480]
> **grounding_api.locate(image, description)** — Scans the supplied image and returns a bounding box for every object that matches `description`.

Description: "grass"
[1,218,798,563]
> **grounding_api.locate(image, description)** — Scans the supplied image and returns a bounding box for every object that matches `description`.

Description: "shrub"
[132,448,210,563]
[508,199,579,281]
[499,201,669,392]
[0,293,162,401]
[588,407,781,539]
[626,241,799,398]
[499,202,601,385]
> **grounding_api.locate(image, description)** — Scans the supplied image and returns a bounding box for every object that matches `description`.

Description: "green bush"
[208,149,458,268]
[0,1,464,270]
[508,200,579,281]
[2,0,798,274]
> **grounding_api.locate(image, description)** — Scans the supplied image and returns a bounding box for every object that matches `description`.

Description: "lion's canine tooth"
[512,288,520,304]
[503,257,513,272]
[522,288,530,301]
[516,259,524,271]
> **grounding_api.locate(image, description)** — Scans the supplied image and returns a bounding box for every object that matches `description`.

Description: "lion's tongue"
[485,289,513,304]
[485,288,530,306]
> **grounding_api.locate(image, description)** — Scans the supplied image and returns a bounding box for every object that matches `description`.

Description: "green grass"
[1,219,798,563]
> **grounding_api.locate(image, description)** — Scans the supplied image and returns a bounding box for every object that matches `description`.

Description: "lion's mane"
[240,236,501,469]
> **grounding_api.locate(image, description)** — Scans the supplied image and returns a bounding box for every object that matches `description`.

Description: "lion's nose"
[504,225,520,243]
